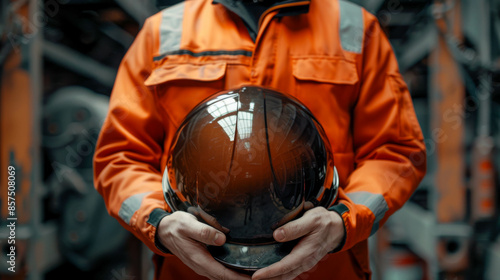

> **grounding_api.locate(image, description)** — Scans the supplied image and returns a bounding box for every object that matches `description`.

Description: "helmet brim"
[207,240,299,272]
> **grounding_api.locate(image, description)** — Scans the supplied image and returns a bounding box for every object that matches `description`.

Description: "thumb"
[188,221,226,246]
[273,216,315,242]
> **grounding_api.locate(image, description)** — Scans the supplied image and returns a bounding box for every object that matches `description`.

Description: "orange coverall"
[93,0,426,279]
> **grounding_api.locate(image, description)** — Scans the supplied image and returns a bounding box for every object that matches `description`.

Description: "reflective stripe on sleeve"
[118,192,153,225]
[159,2,185,56]
[339,0,364,53]
[346,191,389,235]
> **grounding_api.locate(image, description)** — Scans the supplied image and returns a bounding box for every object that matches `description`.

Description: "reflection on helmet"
[162,86,339,272]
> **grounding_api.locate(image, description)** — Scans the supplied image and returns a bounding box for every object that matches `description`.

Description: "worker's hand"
[252,207,345,280]
[157,211,251,280]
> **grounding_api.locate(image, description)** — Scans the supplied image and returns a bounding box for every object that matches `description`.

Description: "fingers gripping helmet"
[162,86,339,271]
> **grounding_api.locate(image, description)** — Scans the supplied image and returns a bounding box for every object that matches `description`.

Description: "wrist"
[152,210,172,254]
[327,204,349,253]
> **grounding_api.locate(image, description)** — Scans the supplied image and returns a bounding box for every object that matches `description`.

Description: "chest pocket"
[144,62,228,128]
[292,56,358,85]
[145,62,227,85]
[291,56,360,154]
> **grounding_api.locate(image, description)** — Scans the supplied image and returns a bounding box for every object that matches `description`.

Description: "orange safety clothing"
[93,0,426,279]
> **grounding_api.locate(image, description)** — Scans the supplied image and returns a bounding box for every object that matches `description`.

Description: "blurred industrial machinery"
[356,0,500,279]
[0,0,499,279]
[0,0,160,279]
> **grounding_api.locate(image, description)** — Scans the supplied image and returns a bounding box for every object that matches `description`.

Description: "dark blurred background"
[0,0,499,279]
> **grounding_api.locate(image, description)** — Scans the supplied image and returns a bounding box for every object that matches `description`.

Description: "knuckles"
[316,209,337,230]
[161,212,189,237]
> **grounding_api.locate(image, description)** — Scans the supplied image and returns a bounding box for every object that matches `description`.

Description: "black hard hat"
[162,86,339,272]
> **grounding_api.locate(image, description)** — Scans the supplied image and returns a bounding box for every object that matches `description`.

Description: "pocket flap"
[292,57,358,85]
[144,62,227,86]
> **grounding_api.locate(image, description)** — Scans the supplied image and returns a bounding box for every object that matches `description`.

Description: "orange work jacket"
[94,0,426,279]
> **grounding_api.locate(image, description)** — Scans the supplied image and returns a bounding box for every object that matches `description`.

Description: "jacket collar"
[213,0,310,41]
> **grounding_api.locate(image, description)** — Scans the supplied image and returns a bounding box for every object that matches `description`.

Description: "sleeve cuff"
[147,208,172,254]
[327,203,349,253]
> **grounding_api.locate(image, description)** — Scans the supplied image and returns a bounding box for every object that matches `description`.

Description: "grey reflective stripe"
[118,192,153,225]
[346,191,389,235]
[339,0,364,53]
[159,2,185,56]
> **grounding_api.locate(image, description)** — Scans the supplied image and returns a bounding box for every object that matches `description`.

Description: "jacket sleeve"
[93,17,171,256]
[330,12,427,252]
